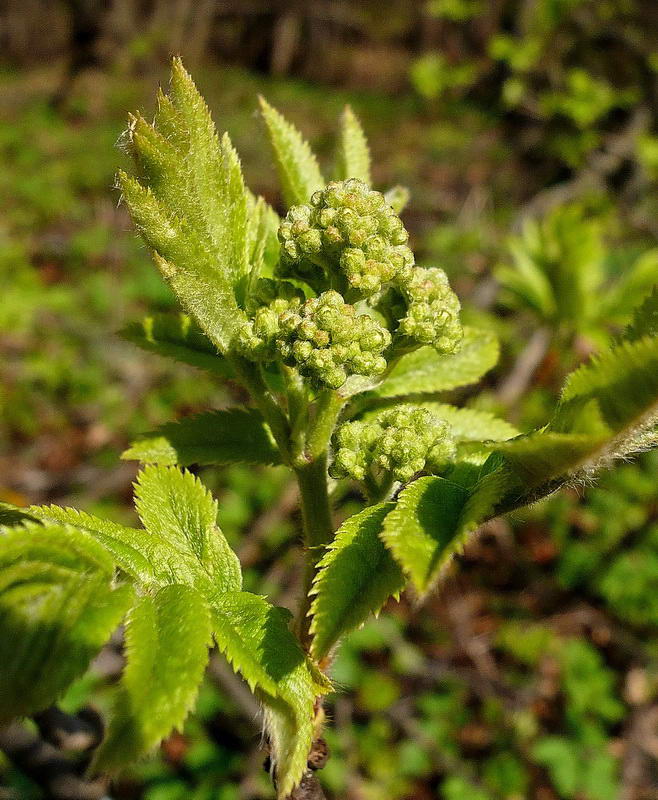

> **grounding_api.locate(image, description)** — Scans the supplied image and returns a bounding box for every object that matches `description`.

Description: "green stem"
[294,454,334,647]
[228,355,292,464]
[304,390,345,463]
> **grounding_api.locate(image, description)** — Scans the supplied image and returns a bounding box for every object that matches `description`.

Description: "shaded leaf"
[0,523,133,721]
[120,313,232,377]
[123,409,281,467]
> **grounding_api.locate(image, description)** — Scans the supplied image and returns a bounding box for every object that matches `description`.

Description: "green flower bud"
[278,179,414,297]
[237,290,391,390]
[396,267,463,353]
[330,405,456,483]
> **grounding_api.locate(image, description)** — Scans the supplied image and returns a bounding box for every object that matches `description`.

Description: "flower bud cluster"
[396,267,463,353]
[278,179,414,296]
[330,406,456,483]
[237,290,391,390]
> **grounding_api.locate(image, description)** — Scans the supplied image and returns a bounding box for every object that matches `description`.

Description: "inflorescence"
[330,406,456,483]
[238,179,463,390]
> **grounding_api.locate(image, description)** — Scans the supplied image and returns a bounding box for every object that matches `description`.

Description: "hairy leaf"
[380,469,506,596]
[120,313,232,376]
[211,591,330,797]
[0,523,133,721]
[134,466,242,596]
[334,106,371,184]
[94,585,211,770]
[309,503,402,661]
[372,326,499,398]
[259,97,324,208]
[123,409,281,467]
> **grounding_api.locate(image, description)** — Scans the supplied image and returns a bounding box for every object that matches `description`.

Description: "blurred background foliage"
[1,1,658,798]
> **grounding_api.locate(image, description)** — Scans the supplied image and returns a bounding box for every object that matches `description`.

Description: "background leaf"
[334,105,371,184]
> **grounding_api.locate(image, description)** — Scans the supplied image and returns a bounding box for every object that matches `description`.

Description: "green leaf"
[120,58,253,351]
[0,523,133,721]
[25,506,159,584]
[118,173,245,353]
[259,97,324,208]
[123,409,281,467]
[134,466,242,596]
[211,591,330,798]
[94,584,211,770]
[494,330,658,509]
[624,287,658,341]
[380,470,505,596]
[309,503,403,661]
[334,106,371,184]
[371,327,499,399]
[120,313,232,377]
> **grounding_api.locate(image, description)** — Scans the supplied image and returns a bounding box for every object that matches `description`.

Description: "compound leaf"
[309,503,403,661]
[94,584,211,770]
[259,97,324,208]
[123,409,281,467]
[372,326,499,399]
[120,313,232,377]
[0,523,133,721]
[334,106,371,184]
[134,466,242,596]
[211,591,330,798]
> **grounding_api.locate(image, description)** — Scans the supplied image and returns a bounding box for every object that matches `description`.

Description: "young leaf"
[371,326,499,399]
[134,466,242,596]
[258,97,324,208]
[120,313,232,377]
[117,173,246,353]
[94,584,211,770]
[0,523,133,721]
[381,469,507,597]
[309,503,403,661]
[334,106,372,184]
[123,409,281,467]
[211,591,330,797]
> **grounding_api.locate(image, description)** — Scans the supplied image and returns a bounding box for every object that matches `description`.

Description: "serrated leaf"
[624,287,658,341]
[118,174,245,352]
[259,97,324,208]
[123,409,281,467]
[334,106,371,184]
[309,503,402,661]
[0,523,133,721]
[211,591,330,797]
[134,466,242,596]
[120,59,253,350]
[380,469,506,597]
[94,584,211,770]
[371,327,499,399]
[120,313,232,377]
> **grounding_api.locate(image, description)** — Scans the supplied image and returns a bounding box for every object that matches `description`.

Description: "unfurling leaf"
[371,326,499,398]
[334,106,372,185]
[309,503,403,661]
[259,97,324,208]
[94,584,211,770]
[0,523,133,721]
[120,313,232,376]
[123,409,281,467]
